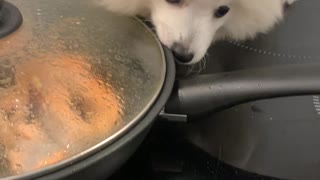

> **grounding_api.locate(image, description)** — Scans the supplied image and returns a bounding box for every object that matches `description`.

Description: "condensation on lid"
[0,0,165,177]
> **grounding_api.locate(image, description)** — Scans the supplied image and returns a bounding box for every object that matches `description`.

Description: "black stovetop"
[109,121,283,180]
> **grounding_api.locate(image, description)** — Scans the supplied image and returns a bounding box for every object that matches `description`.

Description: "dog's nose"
[171,43,194,63]
[172,51,194,63]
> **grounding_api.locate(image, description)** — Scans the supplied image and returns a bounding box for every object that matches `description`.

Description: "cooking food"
[0,54,123,176]
[0,0,167,178]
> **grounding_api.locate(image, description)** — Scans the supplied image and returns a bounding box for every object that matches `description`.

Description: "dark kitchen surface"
[108,121,285,180]
[109,0,320,180]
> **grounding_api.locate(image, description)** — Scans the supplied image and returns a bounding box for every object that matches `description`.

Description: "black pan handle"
[165,63,320,115]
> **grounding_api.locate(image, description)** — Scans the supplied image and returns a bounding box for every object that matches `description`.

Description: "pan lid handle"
[0,0,23,39]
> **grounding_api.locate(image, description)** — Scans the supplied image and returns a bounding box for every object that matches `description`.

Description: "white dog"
[97,0,296,64]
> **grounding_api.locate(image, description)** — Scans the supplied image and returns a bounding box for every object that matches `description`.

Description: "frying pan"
[0,0,319,179]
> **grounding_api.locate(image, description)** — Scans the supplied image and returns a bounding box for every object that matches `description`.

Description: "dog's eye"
[214,6,230,18]
[166,0,182,5]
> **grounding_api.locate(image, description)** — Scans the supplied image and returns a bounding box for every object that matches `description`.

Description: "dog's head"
[149,0,233,64]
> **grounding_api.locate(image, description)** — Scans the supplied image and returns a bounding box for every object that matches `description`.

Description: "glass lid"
[0,0,166,177]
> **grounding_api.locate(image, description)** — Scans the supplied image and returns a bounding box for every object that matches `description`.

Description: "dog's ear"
[95,0,148,16]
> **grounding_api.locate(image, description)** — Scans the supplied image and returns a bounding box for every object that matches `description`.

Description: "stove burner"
[228,40,314,61]
[312,96,320,116]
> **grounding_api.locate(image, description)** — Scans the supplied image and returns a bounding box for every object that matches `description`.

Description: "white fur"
[97,0,296,64]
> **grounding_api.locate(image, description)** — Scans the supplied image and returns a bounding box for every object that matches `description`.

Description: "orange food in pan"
[0,54,123,176]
